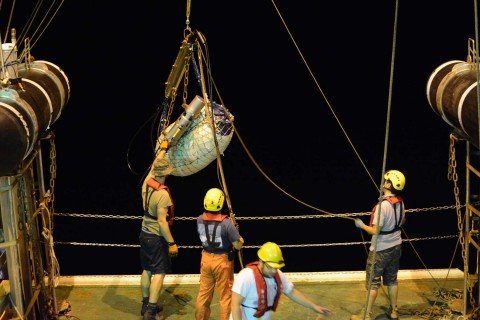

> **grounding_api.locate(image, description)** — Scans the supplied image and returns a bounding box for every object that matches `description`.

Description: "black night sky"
[2,1,477,275]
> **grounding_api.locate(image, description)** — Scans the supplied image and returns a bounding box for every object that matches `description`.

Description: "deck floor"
[54,269,469,320]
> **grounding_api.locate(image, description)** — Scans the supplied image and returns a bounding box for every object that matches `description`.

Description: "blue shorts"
[365,244,401,290]
[139,231,171,274]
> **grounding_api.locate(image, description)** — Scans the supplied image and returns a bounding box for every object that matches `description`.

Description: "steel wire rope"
[8,0,66,63]
[193,0,398,233]
[20,0,65,53]
[195,29,244,268]
[270,0,378,195]
[1,0,17,44]
[0,1,65,77]
[207,73,339,217]
[193,1,458,317]
[357,0,400,318]
[261,10,444,309]
[200,0,379,220]
[348,2,463,318]
[472,1,480,317]
[9,0,43,47]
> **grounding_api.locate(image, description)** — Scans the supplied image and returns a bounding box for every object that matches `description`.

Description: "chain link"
[53,204,460,221]
[53,235,458,250]
[449,134,476,312]
[182,52,190,106]
[53,210,459,249]
[49,133,56,215]
[165,92,176,131]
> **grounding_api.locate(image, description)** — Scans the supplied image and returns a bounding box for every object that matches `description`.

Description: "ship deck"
[53,269,469,320]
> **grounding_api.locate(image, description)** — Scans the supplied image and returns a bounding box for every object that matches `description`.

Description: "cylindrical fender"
[427,60,480,148]
[0,60,70,176]
[0,90,38,175]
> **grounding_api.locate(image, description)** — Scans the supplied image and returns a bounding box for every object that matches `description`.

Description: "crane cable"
[187,0,244,268]
[270,0,379,194]
[360,1,399,319]
[198,43,244,269]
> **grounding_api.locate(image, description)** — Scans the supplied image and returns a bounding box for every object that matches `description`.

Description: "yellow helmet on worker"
[204,188,225,212]
[257,242,285,268]
[384,170,405,191]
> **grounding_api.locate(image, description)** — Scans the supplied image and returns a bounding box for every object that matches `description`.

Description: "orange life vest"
[246,261,282,317]
[369,196,403,234]
[202,212,228,222]
[144,178,174,226]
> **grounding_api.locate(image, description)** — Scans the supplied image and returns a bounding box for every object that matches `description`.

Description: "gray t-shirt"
[370,196,405,252]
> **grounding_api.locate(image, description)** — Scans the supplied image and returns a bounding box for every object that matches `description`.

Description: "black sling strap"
[143,188,157,220]
[380,199,403,235]
[204,221,221,251]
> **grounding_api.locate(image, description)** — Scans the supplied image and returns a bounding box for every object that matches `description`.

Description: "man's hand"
[313,305,331,316]
[354,218,366,229]
[168,244,178,257]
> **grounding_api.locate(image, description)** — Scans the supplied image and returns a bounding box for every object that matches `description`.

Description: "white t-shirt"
[230,267,294,320]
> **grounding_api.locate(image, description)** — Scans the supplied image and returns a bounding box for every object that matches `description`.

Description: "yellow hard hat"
[257,242,285,268]
[384,170,405,191]
[204,188,225,212]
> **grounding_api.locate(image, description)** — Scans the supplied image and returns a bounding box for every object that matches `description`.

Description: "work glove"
[168,243,178,257]
[354,218,366,229]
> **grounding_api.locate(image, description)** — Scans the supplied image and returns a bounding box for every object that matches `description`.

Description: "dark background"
[2,1,476,275]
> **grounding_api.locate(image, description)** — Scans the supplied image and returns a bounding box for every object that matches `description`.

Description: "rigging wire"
[181,0,244,266]
[444,0,480,316]
[254,0,467,317]
[195,29,244,268]
[198,0,380,219]
[268,2,466,316]
[123,2,468,312]
[360,0,399,318]
[21,0,65,55]
[206,64,338,218]
[1,0,16,44]
[0,1,65,67]
[1,1,471,318]
[270,0,379,193]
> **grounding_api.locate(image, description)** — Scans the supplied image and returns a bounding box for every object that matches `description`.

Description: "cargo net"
[165,102,234,177]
